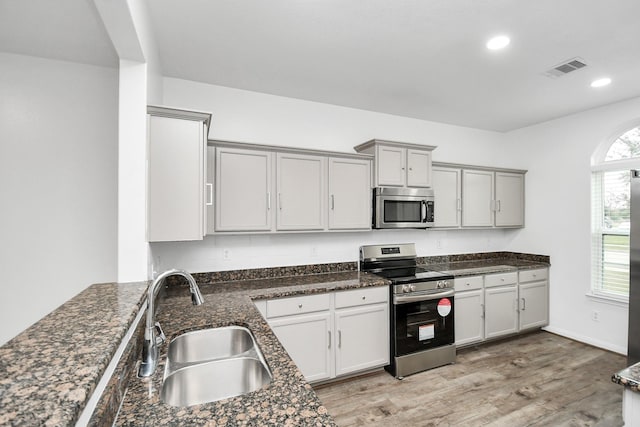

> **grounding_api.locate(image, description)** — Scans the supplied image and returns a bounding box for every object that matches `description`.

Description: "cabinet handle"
[522,298,526,311]
[267,192,271,210]
[278,193,282,210]
[338,330,342,348]
[496,200,501,212]
[456,198,462,211]
[206,183,213,206]
[362,296,366,300]
[481,303,485,318]
[328,331,331,349]
[331,194,335,210]
[298,304,302,309]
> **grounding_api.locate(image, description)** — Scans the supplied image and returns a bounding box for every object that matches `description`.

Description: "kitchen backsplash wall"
[150,228,517,275]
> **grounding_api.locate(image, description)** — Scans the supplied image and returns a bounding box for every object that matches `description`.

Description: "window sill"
[586,292,629,307]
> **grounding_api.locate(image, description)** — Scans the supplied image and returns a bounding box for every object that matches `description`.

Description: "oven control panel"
[397,279,452,293]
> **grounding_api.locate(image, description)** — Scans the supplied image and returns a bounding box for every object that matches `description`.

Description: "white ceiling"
[3,0,640,132]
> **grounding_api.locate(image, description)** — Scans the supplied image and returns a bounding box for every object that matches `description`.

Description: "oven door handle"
[393,289,455,304]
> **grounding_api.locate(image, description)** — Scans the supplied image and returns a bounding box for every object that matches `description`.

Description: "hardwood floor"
[314,332,626,426]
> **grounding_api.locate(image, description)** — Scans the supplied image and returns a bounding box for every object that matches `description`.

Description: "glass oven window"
[384,200,422,223]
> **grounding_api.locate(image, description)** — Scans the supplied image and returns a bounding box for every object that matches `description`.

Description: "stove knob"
[402,284,410,293]
[409,284,417,292]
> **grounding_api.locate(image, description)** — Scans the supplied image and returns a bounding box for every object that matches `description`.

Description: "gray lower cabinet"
[454,276,485,346]
[258,287,389,383]
[454,268,549,347]
[518,268,549,330]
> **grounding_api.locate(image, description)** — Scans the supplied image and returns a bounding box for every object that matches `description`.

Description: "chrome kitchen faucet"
[138,269,204,377]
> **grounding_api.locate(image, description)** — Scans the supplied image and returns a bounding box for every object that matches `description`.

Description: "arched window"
[592,126,640,299]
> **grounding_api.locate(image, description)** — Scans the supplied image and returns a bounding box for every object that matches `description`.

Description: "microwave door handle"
[421,200,427,223]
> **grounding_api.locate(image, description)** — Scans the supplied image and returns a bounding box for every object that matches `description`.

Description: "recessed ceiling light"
[591,77,612,88]
[486,35,510,50]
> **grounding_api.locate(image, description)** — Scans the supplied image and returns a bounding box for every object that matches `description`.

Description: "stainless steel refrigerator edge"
[629,170,640,365]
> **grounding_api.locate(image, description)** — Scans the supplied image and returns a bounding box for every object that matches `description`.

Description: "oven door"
[392,289,454,356]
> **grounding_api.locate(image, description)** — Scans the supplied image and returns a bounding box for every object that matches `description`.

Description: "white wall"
[96,0,165,282]
[152,78,522,275]
[0,53,118,345]
[505,96,640,354]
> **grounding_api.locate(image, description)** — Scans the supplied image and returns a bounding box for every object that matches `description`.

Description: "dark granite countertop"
[0,251,549,426]
[115,271,388,426]
[0,281,148,426]
[424,259,549,277]
[613,362,640,393]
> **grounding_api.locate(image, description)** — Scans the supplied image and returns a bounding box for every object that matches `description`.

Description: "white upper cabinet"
[495,172,525,227]
[354,139,435,188]
[432,166,461,228]
[276,153,326,231]
[212,141,372,233]
[328,157,371,230]
[215,147,273,232]
[147,106,211,242]
[406,149,432,187]
[462,169,495,227]
[376,145,406,186]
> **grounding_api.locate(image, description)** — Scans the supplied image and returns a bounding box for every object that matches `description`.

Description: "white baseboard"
[543,326,627,355]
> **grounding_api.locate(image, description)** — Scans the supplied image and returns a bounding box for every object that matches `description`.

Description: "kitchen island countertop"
[613,362,640,393]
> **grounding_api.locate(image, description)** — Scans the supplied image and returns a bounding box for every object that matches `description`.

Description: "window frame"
[590,125,640,303]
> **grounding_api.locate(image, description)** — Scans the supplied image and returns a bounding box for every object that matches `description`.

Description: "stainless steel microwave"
[373,187,434,229]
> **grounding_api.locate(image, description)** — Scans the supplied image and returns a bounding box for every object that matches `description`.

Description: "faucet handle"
[154,322,166,345]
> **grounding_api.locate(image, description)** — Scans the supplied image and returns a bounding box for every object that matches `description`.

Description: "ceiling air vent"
[544,57,588,78]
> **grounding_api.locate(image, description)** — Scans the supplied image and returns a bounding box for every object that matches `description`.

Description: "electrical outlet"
[592,310,599,322]
[436,239,442,249]
[223,248,231,260]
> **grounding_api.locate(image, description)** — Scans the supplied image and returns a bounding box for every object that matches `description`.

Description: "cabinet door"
[268,311,333,382]
[206,145,215,235]
[406,149,432,187]
[334,303,389,377]
[148,115,204,242]
[276,153,326,230]
[454,289,485,346]
[432,167,461,227]
[462,169,494,227]
[215,147,272,231]
[495,172,525,227]
[519,281,548,330]
[484,285,518,339]
[376,145,406,186]
[328,158,371,230]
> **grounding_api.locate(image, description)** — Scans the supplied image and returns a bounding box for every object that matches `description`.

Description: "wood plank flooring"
[314,332,626,426]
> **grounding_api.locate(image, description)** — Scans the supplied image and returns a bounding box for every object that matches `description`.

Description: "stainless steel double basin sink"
[160,326,272,407]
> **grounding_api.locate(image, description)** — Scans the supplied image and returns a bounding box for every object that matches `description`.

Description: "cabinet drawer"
[485,271,518,288]
[335,286,388,309]
[519,268,548,283]
[266,293,331,318]
[454,276,484,292]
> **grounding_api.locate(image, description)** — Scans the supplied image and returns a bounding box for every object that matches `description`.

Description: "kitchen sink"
[161,357,272,407]
[161,326,272,407]
[166,326,255,365]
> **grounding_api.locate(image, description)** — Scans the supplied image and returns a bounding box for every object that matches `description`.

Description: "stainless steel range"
[359,243,455,378]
